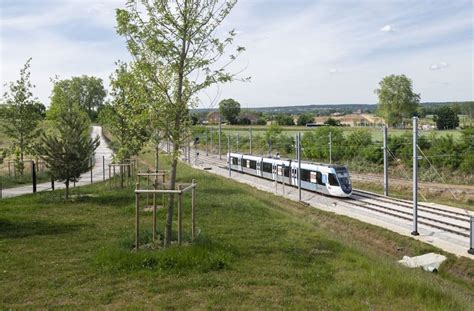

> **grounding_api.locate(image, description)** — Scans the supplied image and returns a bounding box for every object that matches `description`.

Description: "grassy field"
[1,152,473,309]
[212,125,463,142]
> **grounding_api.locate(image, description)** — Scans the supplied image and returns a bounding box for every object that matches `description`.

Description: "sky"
[1,0,473,109]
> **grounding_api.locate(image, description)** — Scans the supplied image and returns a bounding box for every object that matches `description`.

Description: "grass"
[0,154,473,309]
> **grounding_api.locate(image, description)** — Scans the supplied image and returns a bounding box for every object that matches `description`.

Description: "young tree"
[324,117,341,126]
[433,106,459,130]
[375,74,420,127]
[219,98,241,124]
[98,62,150,163]
[1,58,44,175]
[116,0,246,246]
[37,105,99,199]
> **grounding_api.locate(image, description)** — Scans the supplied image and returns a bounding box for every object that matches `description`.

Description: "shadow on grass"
[0,218,88,239]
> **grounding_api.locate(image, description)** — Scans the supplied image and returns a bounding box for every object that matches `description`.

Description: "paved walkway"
[190,152,474,259]
[1,126,114,198]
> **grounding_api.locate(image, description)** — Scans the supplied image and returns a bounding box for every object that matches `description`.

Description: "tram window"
[300,169,311,182]
[310,172,316,183]
[249,160,257,169]
[284,167,290,177]
[241,159,247,167]
[232,157,238,165]
[316,171,323,185]
[328,173,339,186]
[262,162,272,173]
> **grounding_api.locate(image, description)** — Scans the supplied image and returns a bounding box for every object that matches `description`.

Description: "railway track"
[186,151,472,239]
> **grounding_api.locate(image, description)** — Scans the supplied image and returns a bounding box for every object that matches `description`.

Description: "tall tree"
[297,113,314,126]
[37,104,99,199]
[116,0,247,246]
[1,58,44,175]
[433,106,459,130]
[375,74,420,127]
[47,76,106,121]
[219,98,241,124]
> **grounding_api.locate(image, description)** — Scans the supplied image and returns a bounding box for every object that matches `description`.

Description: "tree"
[297,113,314,126]
[219,98,241,124]
[1,58,44,175]
[37,104,99,199]
[275,114,294,126]
[47,76,106,121]
[116,0,246,246]
[375,74,420,127]
[98,62,150,163]
[302,127,345,162]
[324,117,341,126]
[433,106,459,130]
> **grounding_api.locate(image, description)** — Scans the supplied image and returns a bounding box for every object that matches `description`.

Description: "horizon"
[1,0,473,108]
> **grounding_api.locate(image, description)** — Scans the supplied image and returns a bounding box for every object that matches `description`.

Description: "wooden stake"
[153,177,157,242]
[178,185,183,245]
[191,179,196,241]
[135,182,140,251]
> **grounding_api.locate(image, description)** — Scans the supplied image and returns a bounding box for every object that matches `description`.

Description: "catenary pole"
[383,125,388,196]
[329,132,332,164]
[228,136,231,177]
[298,132,302,201]
[219,117,222,160]
[249,127,252,155]
[412,117,419,236]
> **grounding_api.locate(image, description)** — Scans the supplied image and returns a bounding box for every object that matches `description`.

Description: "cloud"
[380,24,395,32]
[429,62,449,70]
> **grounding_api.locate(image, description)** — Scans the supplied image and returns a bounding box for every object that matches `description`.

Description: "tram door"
[271,163,277,180]
[291,166,297,185]
[256,161,262,177]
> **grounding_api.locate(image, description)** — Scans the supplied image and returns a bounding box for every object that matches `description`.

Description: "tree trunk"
[164,145,178,246]
[65,180,69,200]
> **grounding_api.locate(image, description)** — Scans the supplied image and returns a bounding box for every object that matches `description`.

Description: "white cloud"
[380,24,395,32]
[429,62,449,70]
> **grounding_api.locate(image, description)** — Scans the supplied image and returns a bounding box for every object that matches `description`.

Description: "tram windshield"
[335,167,352,193]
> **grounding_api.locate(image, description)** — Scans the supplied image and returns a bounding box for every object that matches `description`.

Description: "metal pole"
[329,132,333,163]
[282,163,285,195]
[468,216,474,254]
[383,125,388,196]
[237,133,239,153]
[90,157,93,184]
[205,133,208,156]
[219,118,222,160]
[228,136,231,177]
[298,132,302,201]
[32,161,36,193]
[102,156,105,181]
[249,127,252,155]
[210,127,213,154]
[51,176,54,190]
[269,138,272,156]
[412,117,419,236]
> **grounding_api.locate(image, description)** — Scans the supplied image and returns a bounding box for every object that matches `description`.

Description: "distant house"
[238,112,259,124]
[207,111,221,124]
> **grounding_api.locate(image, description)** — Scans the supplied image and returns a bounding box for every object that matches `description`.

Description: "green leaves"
[375,74,420,127]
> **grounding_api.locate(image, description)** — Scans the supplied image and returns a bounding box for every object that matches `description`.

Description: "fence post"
[32,161,37,193]
[178,185,183,245]
[90,157,93,184]
[153,177,157,242]
[51,176,55,190]
[468,216,474,255]
[191,179,196,241]
[102,156,105,181]
[135,182,140,251]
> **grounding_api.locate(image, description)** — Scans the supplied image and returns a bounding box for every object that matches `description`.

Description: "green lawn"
[1,155,473,309]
